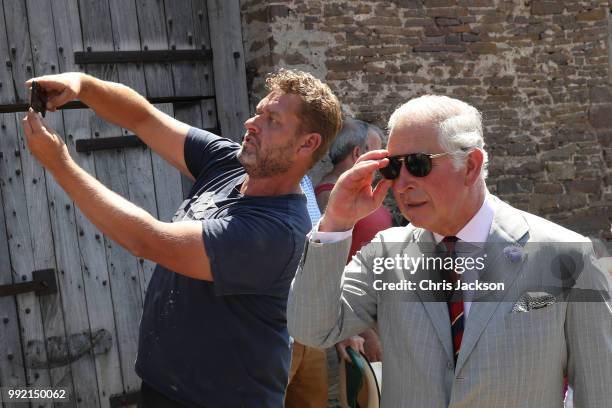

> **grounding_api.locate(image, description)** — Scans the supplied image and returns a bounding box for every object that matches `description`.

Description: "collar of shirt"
[433,191,495,247]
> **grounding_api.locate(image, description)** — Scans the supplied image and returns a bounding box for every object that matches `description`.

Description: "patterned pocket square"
[511,291,556,313]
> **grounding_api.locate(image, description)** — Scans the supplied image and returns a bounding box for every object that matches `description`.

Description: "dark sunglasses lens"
[379,157,401,179]
[405,153,432,177]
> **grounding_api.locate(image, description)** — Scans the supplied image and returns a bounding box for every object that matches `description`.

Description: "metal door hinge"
[0,269,57,297]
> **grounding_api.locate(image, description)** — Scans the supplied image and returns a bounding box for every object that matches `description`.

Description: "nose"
[392,163,417,193]
[244,115,260,134]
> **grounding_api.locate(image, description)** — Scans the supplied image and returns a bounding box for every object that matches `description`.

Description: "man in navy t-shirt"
[21,69,342,406]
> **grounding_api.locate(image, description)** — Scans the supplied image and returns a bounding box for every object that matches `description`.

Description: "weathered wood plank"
[13,111,78,407]
[89,114,143,395]
[149,103,183,223]
[108,0,147,95]
[122,135,159,303]
[79,1,144,395]
[62,109,126,408]
[0,113,52,403]
[200,98,218,133]
[163,0,213,97]
[25,0,58,77]
[134,0,174,98]
[2,0,34,103]
[0,0,17,104]
[77,0,119,83]
[173,102,202,197]
[23,2,80,401]
[0,147,28,408]
[62,109,125,408]
[206,0,249,142]
[50,0,84,73]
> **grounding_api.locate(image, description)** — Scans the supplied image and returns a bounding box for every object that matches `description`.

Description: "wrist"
[46,148,74,175]
[319,214,355,233]
[77,73,94,101]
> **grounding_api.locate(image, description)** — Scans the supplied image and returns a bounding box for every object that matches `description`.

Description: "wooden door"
[0,1,248,407]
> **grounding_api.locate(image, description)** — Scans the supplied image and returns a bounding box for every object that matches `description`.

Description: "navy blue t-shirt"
[135,128,311,407]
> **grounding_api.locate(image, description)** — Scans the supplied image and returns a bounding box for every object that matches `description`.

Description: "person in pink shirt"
[316,118,393,363]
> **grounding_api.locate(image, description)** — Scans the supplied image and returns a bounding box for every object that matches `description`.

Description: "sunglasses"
[379,152,453,179]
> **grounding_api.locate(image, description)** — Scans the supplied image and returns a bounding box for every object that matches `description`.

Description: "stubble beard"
[237,140,296,178]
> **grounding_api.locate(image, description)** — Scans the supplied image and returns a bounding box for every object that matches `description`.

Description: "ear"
[464,148,484,186]
[352,145,361,162]
[297,132,322,158]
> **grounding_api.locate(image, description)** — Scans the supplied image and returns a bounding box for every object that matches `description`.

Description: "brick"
[323,4,343,17]
[589,87,612,103]
[564,179,602,194]
[413,45,466,52]
[506,142,537,156]
[392,0,422,8]
[268,4,290,19]
[541,144,577,161]
[436,17,461,26]
[534,183,564,194]
[576,8,606,22]
[531,1,564,16]
[362,17,403,26]
[425,0,456,6]
[461,32,480,42]
[469,42,497,54]
[589,104,612,128]
[547,162,576,180]
[497,179,534,194]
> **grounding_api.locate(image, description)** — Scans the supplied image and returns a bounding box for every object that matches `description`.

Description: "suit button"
[447,362,453,370]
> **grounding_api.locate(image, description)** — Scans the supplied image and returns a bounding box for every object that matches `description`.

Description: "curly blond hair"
[266,68,342,164]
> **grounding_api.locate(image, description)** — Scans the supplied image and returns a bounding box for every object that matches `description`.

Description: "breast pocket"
[501,303,565,362]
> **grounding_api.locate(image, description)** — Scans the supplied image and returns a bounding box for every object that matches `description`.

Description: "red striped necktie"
[442,236,464,364]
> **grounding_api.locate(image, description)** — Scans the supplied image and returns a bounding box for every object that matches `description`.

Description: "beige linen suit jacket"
[288,196,612,407]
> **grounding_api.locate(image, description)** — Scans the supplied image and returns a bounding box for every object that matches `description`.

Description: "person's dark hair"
[266,69,342,164]
[329,118,369,165]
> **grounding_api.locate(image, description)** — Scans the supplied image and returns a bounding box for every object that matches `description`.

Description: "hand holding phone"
[30,81,48,117]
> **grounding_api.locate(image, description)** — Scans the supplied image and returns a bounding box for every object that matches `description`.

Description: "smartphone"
[30,81,48,117]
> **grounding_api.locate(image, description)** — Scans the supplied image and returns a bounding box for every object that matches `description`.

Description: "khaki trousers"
[285,341,328,408]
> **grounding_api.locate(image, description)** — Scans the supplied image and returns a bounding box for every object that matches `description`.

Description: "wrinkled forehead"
[387,120,441,155]
[258,91,302,116]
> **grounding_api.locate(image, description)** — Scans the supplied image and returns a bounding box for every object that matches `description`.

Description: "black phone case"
[30,81,48,117]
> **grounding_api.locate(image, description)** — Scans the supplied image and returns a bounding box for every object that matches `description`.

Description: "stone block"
[469,42,497,54]
[531,1,564,15]
[436,17,461,26]
[268,4,290,19]
[534,183,564,194]
[564,179,602,194]
[506,142,537,156]
[588,104,612,128]
[541,144,577,161]
[497,179,534,194]
[413,45,466,52]
[425,0,456,7]
[461,32,480,42]
[589,86,612,103]
[576,8,606,22]
[546,162,576,180]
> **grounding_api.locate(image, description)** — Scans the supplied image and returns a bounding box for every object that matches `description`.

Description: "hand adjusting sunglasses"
[379,152,454,179]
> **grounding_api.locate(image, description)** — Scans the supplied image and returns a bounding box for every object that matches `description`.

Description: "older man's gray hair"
[388,95,489,179]
[329,118,369,165]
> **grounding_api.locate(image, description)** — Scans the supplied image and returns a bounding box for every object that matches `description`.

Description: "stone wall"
[240,0,612,241]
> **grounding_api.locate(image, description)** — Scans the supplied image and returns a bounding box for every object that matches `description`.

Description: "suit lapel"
[413,229,454,363]
[454,197,529,373]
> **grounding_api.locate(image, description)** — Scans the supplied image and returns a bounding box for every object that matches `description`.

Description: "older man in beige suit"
[288,95,612,407]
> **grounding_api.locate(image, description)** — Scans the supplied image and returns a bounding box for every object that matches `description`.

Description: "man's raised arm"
[26,73,193,179]
[288,150,392,346]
